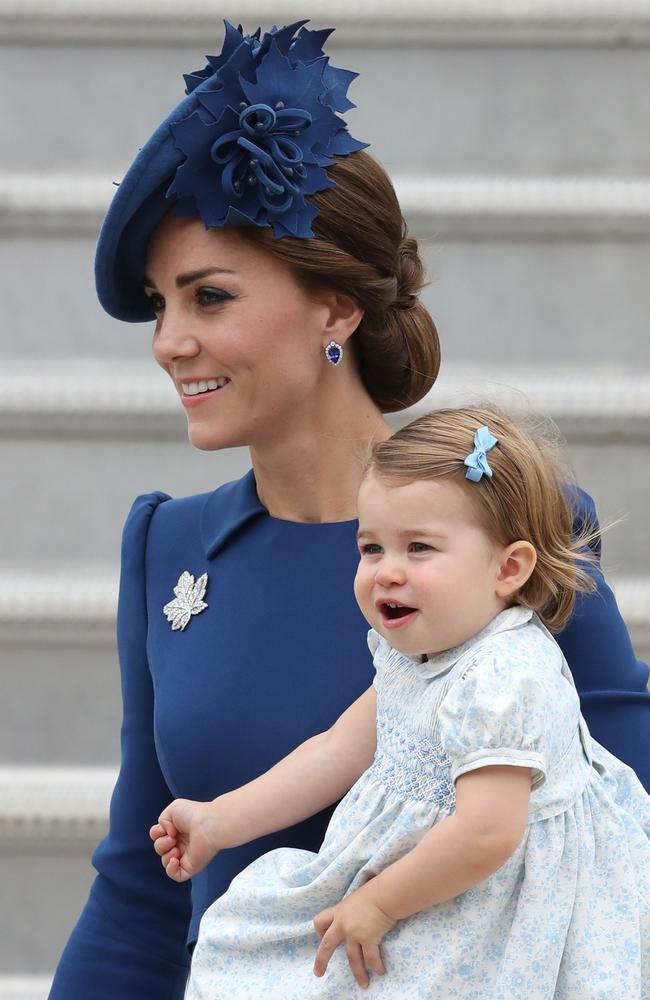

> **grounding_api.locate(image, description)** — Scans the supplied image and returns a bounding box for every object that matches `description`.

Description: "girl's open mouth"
[379,603,418,629]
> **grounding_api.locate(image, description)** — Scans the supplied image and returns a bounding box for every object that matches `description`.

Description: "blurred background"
[1,2,649,996]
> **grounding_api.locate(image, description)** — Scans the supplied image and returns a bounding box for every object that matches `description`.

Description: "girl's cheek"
[353,570,371,615]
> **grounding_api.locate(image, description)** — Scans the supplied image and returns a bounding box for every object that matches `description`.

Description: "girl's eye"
[359,543,382,556]
[409,542,433,553]
[145,292,165,313]
[196,287,233,307]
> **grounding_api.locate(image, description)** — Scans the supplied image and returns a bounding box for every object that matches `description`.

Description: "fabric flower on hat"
[166,20,368,239]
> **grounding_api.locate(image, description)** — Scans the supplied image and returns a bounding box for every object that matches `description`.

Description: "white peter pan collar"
[368,606,535,681]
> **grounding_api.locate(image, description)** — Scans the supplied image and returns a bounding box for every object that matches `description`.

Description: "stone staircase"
[1,2,649,996]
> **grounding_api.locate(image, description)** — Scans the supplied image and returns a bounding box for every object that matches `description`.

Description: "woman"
[49,20,650,1000]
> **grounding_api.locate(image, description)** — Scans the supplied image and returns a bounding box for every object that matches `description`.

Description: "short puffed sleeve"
[438,640,562,789]
[367,628,382,659]
[366,629,413,690]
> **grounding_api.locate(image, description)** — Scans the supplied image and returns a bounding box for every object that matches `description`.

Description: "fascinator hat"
[95,19,368,322]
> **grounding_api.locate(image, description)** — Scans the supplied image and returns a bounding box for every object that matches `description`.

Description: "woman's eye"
[359,543,382,556]
[145,292,165,313]
[196,287,233,307]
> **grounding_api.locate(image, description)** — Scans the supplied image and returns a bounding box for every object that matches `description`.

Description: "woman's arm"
[49,494,192,1000]
[559,487,650,789]
[313,765,531,987]
[152,686,377,881]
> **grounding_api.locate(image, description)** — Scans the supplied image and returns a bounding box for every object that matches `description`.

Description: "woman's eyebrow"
[176,267,237,288]
[142,267,237,290]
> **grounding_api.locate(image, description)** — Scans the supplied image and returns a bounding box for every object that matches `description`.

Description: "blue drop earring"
[324,341,344,366]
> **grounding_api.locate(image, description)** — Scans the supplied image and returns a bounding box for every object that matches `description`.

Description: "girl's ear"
[495,541,537,599]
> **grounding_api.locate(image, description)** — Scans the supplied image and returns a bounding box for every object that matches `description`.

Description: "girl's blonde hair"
[367,405,599,634]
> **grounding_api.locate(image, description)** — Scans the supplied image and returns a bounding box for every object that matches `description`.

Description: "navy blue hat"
[95,20,368,322]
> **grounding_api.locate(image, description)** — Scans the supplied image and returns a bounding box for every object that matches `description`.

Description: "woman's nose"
[152,308,200,365]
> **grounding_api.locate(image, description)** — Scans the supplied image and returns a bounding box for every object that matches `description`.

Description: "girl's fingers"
[165,855,183,881]
[160,847,181,868]
[312,908,334,937]
[153,834,177,857]
[163,853,191,883]
[346,941,369,988]
[313,925,343,977]
[158,816,178,839]
[362,942,386,976]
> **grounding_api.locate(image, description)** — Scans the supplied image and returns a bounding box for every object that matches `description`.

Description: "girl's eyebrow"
[398,528,446,539]
[143,267,237,290]
[356,528,446,541]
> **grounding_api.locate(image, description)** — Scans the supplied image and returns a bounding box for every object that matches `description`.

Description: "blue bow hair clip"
[464,426,498,482]
[167,19,369,239]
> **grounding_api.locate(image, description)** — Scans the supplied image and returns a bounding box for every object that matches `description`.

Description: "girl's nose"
[152,308,200,365]
[374,559,407,588]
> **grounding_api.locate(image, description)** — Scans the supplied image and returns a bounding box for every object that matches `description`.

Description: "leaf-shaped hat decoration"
[167,20,369,239]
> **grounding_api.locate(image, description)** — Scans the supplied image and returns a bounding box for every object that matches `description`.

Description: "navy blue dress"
[49,471,650,999]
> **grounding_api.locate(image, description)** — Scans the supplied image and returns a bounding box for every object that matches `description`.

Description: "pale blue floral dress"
[187,607,650,999]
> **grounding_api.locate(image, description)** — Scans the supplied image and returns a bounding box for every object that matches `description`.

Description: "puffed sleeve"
[438,647,552,789]
[557,487,650,790]
[49,493,192,1000]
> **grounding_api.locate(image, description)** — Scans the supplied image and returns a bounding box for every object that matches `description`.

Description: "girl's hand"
[312,890,397,988]
[149,798,221,882]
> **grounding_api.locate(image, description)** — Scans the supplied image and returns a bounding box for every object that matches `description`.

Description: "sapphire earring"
[324,341,344,366]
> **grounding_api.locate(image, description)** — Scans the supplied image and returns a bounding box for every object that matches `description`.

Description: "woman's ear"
[318,288,364,347]
[494,541,537,599]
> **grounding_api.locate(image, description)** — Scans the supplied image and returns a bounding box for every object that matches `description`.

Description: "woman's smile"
[180,376,232,408]
[144,216,351,452]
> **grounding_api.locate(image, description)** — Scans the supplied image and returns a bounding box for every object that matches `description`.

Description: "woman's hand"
[149,798,222,882]
[312,889,396,988]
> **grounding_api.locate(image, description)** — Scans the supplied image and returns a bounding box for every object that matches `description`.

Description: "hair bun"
[394,237,423,311]
[241,149,440,412]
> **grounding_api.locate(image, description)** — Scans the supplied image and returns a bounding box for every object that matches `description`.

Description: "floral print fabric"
[187,607,650,999]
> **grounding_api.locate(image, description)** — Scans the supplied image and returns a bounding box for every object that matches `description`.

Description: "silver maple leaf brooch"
[163,571,208,631]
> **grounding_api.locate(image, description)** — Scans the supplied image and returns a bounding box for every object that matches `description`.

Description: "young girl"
[150,406,650,998]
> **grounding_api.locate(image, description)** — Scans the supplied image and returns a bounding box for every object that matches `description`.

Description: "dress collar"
[370,606,535,681]
[200,469,266,558]
[416,606,535,679]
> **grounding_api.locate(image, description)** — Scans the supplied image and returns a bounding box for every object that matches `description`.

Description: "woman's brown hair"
[367,405,600,633]
[240,149,440,413]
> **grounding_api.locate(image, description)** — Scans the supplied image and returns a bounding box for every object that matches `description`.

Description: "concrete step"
[1,582,649,974]
[0,978,51,1000]
[2,191,650,363]
[3,2,648,986]
[0,768,112,975]
[2,6,650,175]
[5,173,650,239]
[2,644,120,765]
[3,358,649,437]
[1,572,648,767]
[1,359,648,568]
[2,0,650,46]
[1,843,104,977]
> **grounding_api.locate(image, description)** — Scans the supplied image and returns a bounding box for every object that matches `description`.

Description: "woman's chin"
[186,422,241,452]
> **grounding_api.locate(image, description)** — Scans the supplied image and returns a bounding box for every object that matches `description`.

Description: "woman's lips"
[181,381,231,408]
